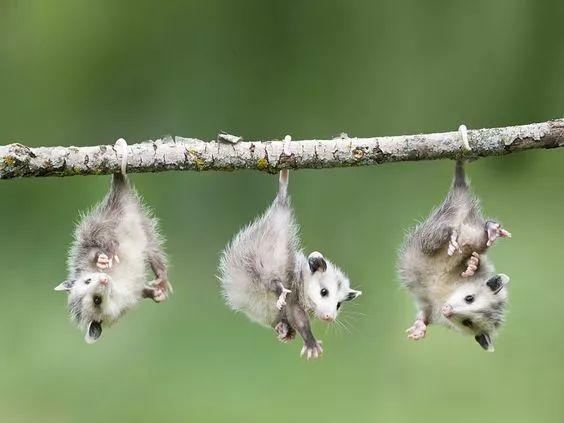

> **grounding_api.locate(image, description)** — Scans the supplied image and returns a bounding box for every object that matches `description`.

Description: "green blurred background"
[1,1,563,422]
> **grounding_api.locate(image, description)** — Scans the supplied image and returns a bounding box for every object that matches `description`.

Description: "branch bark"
[2,118,564,180]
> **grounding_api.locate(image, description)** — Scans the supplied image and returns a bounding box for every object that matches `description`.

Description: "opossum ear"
[486,274,510,294]
[308,251,327,273]
[85,321,102,344]
[54,280,74,292]
[345,289,362,301]
[475,332,494,352]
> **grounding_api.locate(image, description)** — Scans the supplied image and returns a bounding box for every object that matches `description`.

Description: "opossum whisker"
[335,317,352,335]
[339,315,358,333]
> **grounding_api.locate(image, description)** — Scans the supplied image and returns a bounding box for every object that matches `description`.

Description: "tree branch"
[2,118,564,180]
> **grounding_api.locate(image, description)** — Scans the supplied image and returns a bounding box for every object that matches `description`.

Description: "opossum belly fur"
[111,201,150,295]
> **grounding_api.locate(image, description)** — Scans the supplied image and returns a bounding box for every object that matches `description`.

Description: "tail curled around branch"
[453,124,470,189]
[277,135,292,200]
[115,138,129,176]
[112,138,129,188]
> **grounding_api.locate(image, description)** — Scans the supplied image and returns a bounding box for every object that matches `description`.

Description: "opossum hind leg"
[270,279,291,310]
[144,249,172,303]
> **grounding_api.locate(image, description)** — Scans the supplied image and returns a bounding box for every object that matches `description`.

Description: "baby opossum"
[55,139,172,343]
[219,154,361,359]
[398,160,511,352]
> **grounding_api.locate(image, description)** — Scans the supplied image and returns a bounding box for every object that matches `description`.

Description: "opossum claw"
[447,230,461,256]
[406,319,427,341]
[486,221,512,247]
[300,340,323,360]
[276,287,292,310]
[143,278,172,303]
[96,253,112,270]
[462,252,480,277]
[275,322,295,343]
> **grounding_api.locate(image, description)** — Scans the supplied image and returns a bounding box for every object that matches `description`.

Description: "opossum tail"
[453,160,467,189]
[278,169,289,200]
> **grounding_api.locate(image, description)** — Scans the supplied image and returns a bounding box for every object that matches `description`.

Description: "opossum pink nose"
[99,276,108,286]
[441,304,453,318]
[322,314,334,322]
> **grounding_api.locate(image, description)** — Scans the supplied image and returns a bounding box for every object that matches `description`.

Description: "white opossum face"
[304,251,362,322]
[441,274,509,351]
[54,272,135,343]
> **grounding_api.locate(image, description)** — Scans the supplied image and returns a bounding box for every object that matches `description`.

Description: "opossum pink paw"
[145,279,172,303]
[275,322,295,343]
[447,230,461,256]
[486,221,512,247]
[406,319,427,341]
[462,252,480,277]
[96,253,112,270]
[276,287,291,310]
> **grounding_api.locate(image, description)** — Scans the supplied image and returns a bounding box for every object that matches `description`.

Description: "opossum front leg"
[485,221,512,247]
[143,250,172,302]
[406,310,429,341]
[286,302,323,359]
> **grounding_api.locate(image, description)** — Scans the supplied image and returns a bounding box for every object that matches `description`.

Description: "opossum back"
[397,223,429,292]
[219,200,299,320]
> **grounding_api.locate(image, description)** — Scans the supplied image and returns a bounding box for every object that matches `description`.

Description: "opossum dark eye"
[464,295,474,304]
[93,295,102,306]
[336,302,342,310]
[320,288,329,297]
[84,278,91,285]
[462,319,473,328]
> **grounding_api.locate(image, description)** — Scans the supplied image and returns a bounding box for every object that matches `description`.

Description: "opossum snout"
[441,304,454,318]
[99,275,109,286]
[320,313,334,322]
